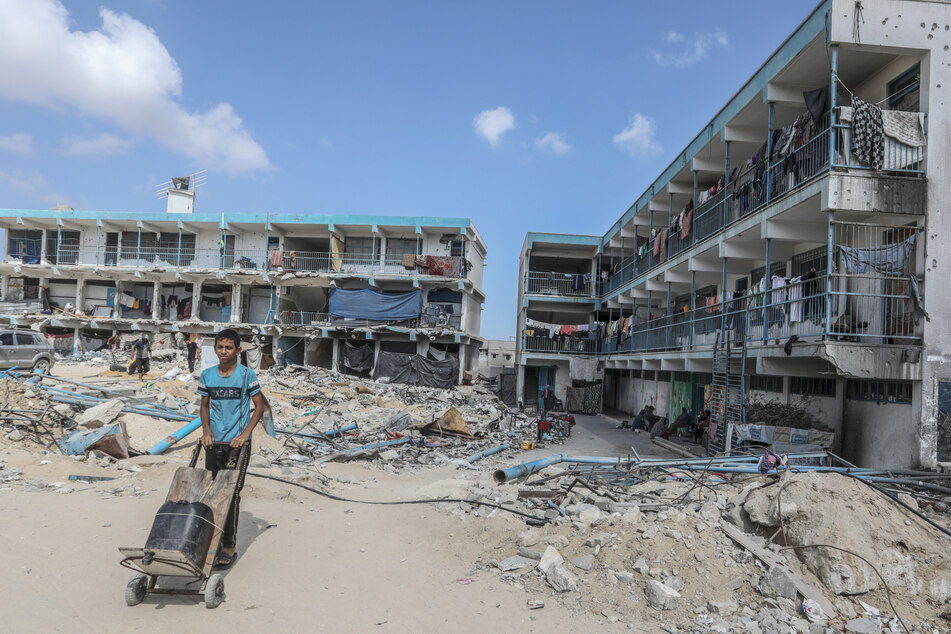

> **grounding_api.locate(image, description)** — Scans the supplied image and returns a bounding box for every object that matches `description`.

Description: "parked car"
[0,329,55,372]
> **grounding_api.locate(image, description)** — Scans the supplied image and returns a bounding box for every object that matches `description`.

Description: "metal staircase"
[707,327,748,457]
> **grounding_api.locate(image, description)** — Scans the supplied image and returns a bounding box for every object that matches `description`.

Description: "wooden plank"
[720,522,838,618]
[165,467,213,503]
[164,466,240,574]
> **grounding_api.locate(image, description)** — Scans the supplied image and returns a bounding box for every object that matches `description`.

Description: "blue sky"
[0,0,817,338]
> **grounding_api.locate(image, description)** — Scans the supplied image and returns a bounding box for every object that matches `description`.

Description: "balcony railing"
[525,270,922,358]
[522,334,598,355]
[525,271,594,297]
[269,251,468,278]
[7,246,467,278]
[601,115,925,300]
[275,311,333,326]
[273,311,464,331]
[418,313,462,329]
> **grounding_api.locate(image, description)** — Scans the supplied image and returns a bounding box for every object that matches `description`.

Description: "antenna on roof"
[155,170,207,214]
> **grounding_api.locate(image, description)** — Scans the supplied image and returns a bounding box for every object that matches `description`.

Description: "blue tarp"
[329,288,422,321]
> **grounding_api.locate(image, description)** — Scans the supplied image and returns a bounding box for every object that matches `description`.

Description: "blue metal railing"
[600,116,925,301]
[525,271,594,297]
[532,268,922,359]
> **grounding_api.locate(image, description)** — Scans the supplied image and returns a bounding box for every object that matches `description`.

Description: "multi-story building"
[0,181,487,384]
[516,0,949,468]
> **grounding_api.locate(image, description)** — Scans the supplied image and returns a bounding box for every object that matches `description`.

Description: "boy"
[197,329,266,569]
[132,335,151,381]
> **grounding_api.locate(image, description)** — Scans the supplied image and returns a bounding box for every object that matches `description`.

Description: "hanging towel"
[850,96,885,170]
[681,207,693,240]
[269,249,284,267]
[787,276,804,323]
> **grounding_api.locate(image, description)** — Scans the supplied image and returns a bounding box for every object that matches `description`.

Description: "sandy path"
[0,461,621,633]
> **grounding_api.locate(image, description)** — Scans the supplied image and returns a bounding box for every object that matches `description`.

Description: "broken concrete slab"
[75,398,125,429]
[498,556,537,572]
[645,580,680,610]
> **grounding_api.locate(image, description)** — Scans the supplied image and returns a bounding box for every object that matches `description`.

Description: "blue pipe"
[466,444,511,464]
[147,417,202,454]
[322,423,358,438]
[493,454,566,483]
[316,438,410,463]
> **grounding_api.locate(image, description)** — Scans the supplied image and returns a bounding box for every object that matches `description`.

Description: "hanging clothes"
[787,276,804,323]
[850,96,885,170]
[838,234,915,275]
[680,206,693,240]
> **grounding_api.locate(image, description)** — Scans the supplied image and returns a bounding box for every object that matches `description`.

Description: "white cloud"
[612,113,662,158]
[0,132,33,154]
[473,107,515,148]
[534,132,570,156]
[0,0,270,174]
[63,132,131,156]
[651,30,729,68]
[0,169,69,206]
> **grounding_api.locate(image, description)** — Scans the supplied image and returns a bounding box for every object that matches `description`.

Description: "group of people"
[108,333,201,380]
[628,405,711,444]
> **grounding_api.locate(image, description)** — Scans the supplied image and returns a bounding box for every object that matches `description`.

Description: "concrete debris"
[497,556,537,572]
[3,361,951,631]
[75,398,125,429]
[545,562,578,593]
[644,579,680,610]
[757,566,799,600]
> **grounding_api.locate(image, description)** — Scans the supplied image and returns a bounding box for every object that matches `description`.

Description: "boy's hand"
[230,433,250,449]
[201,432,214,448]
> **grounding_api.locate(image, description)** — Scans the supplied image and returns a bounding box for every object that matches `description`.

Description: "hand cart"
[118,442,246,608]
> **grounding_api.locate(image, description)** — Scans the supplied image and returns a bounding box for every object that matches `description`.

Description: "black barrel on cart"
[143,500,215,568]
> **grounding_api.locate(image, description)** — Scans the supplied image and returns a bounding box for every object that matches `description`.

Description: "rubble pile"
[452,466,951,632]
[254,364,541,471]
[3,361,951,630]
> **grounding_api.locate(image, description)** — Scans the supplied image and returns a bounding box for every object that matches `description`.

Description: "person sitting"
[632,406,658,433]
[649,415,669,440]
[693,409,711,443]
[669,407,692,437]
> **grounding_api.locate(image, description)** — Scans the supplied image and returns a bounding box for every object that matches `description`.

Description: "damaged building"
[516,0,950,469]
[0,178,487,387]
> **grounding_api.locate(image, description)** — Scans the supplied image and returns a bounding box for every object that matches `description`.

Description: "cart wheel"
[125,573,148,606]
[204,573,225,609]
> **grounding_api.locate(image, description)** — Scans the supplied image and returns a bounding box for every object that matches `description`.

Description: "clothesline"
[835,74,918,107]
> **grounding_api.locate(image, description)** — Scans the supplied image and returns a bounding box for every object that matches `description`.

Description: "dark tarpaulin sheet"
[373,350,458,388]
[427,289,463,302]
[329,288,422,321]
[342,341,374,374]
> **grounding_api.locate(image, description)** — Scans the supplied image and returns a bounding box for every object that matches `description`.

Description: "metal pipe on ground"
[316,438,411,463]
[466,444,511,464]
[147,417,202,455]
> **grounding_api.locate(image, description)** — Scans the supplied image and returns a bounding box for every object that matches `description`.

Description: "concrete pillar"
[74,278,86,314]
[231,283,243,323]
[458,344,467,384]
[40,230,48,263]
[114,281,123,318]
[191,281,202,321]
[151,282,162,320]
[39,277,49,307]
[73,326,81,356]
[331,337,340,373]
[1,275,9,301]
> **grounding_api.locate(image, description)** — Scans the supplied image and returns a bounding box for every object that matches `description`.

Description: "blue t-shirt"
[197,364,261,442]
